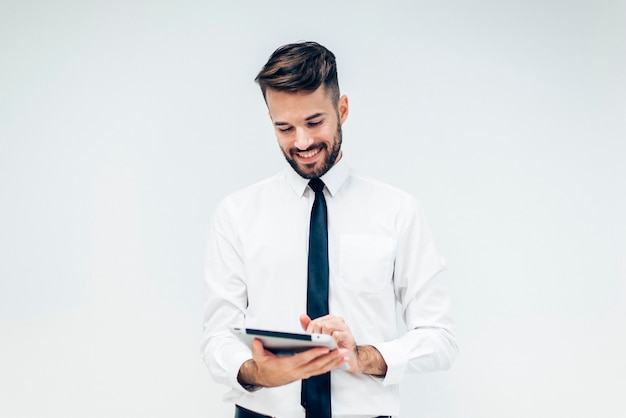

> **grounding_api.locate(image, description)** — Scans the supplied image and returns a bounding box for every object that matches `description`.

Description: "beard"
[283,122,343,180]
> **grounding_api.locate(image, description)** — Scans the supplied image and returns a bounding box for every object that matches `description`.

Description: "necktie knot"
[309,178,325,194]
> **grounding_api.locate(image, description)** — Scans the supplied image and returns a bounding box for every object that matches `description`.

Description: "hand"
[300,314,388,376]
[300,314,360,372]
[237,338,349,388]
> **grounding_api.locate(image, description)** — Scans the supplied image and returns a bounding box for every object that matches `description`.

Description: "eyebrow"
[305,112,325,121]
[274,112,326,127]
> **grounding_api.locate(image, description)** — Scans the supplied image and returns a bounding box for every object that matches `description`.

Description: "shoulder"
[214,170,291,217]
[346,169,422,210]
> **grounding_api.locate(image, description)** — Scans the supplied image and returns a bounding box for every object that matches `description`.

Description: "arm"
[373,199,458,385]
[356,345,388,376]
[201,199,349,391]
[301,199,458,384]
[200,199,253,391]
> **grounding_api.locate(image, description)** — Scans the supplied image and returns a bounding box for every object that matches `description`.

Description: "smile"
[296,147,322,159]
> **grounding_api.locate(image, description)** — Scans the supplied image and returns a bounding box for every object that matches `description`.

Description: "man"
[201,41,458,418]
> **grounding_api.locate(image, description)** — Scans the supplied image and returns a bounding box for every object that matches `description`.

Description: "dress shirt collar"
[285,155,349,198]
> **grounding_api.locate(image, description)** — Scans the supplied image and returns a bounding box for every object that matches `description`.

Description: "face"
[265,86,349,179]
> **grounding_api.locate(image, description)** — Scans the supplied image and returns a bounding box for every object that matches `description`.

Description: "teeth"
[298,148,320,158]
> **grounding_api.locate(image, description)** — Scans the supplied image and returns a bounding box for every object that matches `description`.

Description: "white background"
[1,1,625,417]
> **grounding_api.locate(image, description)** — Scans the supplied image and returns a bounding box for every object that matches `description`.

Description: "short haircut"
[255,41,340,104]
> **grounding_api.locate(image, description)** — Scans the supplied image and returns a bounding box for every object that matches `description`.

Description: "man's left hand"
[299,314,388,376]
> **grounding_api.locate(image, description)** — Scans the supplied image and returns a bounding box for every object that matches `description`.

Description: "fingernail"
[340,363,350,371]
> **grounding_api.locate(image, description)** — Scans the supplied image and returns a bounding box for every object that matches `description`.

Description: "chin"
[285,154,329,179]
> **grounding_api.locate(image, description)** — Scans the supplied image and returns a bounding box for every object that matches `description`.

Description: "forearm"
[237,359,261,387]
[356,345,387,377]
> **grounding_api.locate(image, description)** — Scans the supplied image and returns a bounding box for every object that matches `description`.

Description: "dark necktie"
[301,178,331,418]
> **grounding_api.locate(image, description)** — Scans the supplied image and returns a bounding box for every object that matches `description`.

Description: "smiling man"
[269,86,345,180]
[201,41,458,418]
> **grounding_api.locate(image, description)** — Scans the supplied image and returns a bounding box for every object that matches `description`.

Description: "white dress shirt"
[201,157,458,417]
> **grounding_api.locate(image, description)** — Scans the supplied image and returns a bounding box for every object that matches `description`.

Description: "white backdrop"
[1,1,625,417]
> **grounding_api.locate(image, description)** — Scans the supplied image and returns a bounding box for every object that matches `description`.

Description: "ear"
[337,95,349,125]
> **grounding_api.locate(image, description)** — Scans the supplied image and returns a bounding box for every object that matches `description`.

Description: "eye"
[308,120,323,128]
[278,126,294,133]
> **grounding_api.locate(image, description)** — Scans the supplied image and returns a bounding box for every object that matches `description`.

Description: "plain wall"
[1,1,625,417]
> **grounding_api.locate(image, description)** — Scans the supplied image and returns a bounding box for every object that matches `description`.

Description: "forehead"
[266,87,335,121]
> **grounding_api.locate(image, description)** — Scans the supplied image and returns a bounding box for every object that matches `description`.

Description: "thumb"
[251,338,265,356]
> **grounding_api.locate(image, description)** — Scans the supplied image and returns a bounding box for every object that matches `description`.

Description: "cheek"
[320,127,336,142]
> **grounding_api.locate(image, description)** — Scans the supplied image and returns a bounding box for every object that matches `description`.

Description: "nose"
[294,128,314,150]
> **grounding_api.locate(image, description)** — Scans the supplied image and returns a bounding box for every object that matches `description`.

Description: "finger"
[251,338,271,358]
[309,319,346,335]
[304,315,327,334]
[299,314,311,332]
[302,350,349,376]
[306,316,329,334]
[308,318,346,335]
[331,330,354,347]
[295,346,331,364]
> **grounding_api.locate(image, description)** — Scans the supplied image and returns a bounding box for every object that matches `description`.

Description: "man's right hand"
[237,338,349,388]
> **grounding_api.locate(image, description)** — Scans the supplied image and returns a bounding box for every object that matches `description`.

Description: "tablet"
[231,327,337,356]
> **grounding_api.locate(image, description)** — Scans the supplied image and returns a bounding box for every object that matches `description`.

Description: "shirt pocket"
[338,234,394,293]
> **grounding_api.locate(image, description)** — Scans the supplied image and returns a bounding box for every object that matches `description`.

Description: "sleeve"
[200,198,255,392]
[372,199,459,386]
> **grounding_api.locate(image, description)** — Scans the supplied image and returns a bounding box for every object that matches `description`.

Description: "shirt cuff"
[372,339,408,386]
[227,350,257,392]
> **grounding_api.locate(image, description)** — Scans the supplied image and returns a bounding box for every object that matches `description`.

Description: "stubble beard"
[284,122,343,180]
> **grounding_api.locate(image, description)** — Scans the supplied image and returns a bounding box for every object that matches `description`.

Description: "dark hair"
[255,41,340,103]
